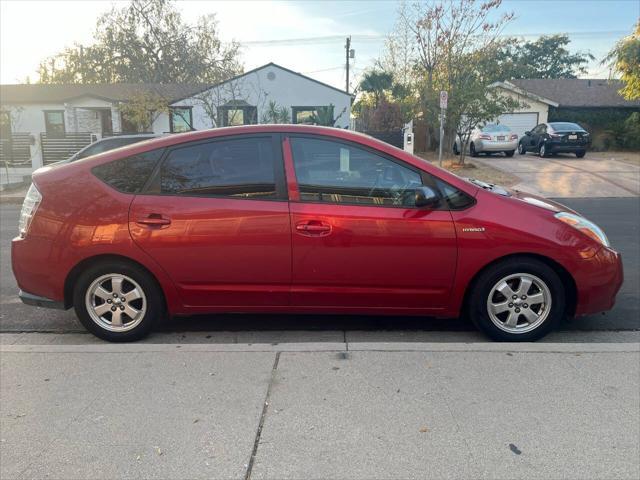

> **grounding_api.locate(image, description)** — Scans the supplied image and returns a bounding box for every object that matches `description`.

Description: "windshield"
[482,124,510,132]
[549,122,583,131]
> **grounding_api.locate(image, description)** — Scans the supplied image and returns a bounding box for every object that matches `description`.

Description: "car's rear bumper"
[476,140,518,152]
[18,290,66,309]
[546,142,588,153]
[574,247,623,316]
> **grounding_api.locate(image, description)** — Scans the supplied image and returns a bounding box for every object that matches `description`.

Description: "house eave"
[489,81,560,108]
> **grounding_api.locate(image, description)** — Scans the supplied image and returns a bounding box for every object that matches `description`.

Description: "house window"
[44,110,65,137]
[0,111,11,139]
[170,107,193,133]
[292,106,334,125]
[218,106,257,127]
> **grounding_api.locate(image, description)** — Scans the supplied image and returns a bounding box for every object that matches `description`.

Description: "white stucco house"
[489,80,559,138]
[0,63,352,178]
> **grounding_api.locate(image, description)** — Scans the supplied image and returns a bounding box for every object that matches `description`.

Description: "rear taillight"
[479,134,492,140]
[18,183,42,238]
[510,134,518,140]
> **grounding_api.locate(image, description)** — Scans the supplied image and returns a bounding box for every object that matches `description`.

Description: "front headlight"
[18,183,42,238]
[555,212,609,247]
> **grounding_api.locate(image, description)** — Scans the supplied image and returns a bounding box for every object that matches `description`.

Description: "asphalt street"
[1,197,638,336]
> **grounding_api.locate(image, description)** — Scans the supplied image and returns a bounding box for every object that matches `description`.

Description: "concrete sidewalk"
[1,340,638,480]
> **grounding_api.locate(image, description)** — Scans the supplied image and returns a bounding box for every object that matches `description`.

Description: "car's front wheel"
[73,260,163,342]
[575,150,586,158]
[467,258,565,341]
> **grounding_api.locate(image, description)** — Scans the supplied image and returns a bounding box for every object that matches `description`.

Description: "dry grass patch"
[415,152,520,187]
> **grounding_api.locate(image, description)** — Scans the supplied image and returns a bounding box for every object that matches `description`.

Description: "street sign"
[440,90,448,109]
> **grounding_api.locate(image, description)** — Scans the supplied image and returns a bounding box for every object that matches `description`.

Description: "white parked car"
[453,124,519,157]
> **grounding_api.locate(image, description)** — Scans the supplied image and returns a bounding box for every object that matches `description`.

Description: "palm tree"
[359,71,393,108]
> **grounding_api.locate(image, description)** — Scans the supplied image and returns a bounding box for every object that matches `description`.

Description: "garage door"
[497,113,539,140]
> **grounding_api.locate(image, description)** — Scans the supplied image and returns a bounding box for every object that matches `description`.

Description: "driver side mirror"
[414,186,439,208]
[524,131,531,136]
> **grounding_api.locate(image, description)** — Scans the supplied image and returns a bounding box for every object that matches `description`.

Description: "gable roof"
[170,62,352,104]
[489,81,559,107]
[510,78,640,108]
[1,63,351,106]
[0,83,210,105]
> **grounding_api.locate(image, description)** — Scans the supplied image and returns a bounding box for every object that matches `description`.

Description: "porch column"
[111,104,122,133]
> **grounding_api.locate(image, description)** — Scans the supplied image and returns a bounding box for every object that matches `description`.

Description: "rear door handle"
[295,221,331,236]
[136,214,171,227]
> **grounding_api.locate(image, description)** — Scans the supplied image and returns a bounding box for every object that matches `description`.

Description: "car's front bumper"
[574,247,623,316]
[476,140,518,152]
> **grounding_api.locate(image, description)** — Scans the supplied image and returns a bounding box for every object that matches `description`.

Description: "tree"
[409,0,515,154]
[37,0,242,84]
[309,105,347,127]
[261,101,290,124]
[359,71,393,108]
[118,92,169,132]
[497,35,594,79]
[604,22,640,100]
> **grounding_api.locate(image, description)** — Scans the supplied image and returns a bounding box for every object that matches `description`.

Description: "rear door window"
[92,149,164,193]
[158,136,281,199]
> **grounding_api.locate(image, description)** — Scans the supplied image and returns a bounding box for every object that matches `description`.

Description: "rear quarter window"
[92,149,164,193]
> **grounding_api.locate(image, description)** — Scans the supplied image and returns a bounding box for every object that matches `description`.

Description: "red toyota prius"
[12,125,622,342]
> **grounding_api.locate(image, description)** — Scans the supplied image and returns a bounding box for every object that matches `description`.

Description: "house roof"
[509,78,640,108]
[1,62,352,106]
[170,62,353,103]
[0,83,211,105]
[489,81,559,107]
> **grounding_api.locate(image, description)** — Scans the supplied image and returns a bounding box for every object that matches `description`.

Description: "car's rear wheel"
[576,150,586,158]
[470,142,478,157]
[518,142,526,155]
[467,258,565,341]
[539,143,549,158]
[73,261,163,342]
[505,150,515,157]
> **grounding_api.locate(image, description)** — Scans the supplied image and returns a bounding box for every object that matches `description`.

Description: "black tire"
[539,143,549,158]
[466,257,565,342]
[575,150,586,158]
[518,142,526,155]
[505,150,515,157]
[470,142,478,157]
[73,260,163,342]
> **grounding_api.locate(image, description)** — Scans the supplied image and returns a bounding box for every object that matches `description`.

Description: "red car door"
[129,134,291,309]
[285,135,458,313]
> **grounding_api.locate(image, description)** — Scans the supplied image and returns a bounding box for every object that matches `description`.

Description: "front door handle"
[295,220,332,236]
[136,214,171,227]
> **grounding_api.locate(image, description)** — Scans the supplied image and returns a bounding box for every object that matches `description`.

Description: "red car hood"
[508,188,579,214]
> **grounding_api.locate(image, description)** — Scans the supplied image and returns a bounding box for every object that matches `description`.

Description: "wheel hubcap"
[85,274,146,332]
[486,273,551,334]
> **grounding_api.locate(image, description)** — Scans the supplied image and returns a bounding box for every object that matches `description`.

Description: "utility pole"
[345,36,351,93]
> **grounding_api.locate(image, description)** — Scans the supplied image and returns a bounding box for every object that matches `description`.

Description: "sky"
[1,0,638,88]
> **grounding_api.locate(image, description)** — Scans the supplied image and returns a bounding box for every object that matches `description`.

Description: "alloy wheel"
[486,273,552,334]
[85,274,147,332]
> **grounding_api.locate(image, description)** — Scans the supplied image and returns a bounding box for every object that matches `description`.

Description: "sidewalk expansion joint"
[245,351,281,480]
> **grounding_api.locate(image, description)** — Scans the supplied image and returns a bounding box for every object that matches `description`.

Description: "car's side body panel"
[11,125,621,323]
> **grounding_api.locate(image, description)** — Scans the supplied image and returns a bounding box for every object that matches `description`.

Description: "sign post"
[438,91,448,167]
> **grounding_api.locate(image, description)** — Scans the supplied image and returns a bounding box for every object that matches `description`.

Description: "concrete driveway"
[474,153,640,197]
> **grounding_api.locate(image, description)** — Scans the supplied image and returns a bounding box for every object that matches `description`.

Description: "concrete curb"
[2,341,638,354]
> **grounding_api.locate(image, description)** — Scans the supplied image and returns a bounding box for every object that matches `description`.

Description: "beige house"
[489,81,559,138]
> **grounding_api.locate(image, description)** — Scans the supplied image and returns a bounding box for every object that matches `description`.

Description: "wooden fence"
[0,133,33,167]
[40,132,93,164]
